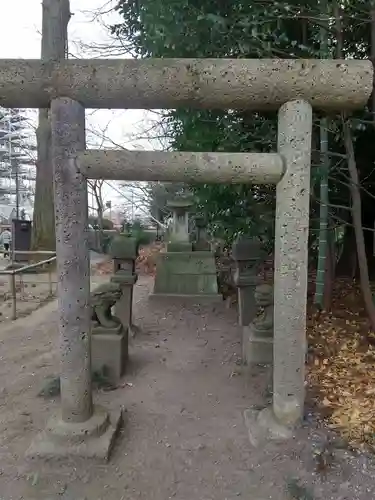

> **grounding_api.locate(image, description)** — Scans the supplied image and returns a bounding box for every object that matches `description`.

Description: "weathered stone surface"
[243,334,273,365]
[232,236,264,263]
[193,216,211,251]
[90,282,128,382]
[252,285,274,336]
[111,274,137,332]
[51,97,93,424]
[273,99,312,427]
[243,284,274,365]
[109,235,139,333]
[244,407,293,448]
[91,329,129,384]
[91,282,122,330]
[167,242,193,252]
[167,197,193,246]
[0,58,371,110]
[167,196,195,209]
[152,251,220,300]
[80,150,285,185]
[232,236,265,326]
[26,406,123,461]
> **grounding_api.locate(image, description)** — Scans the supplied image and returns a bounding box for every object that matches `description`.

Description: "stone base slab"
[26,406,123,462]
[91,330,128,384]
[243,407,293,447]
[193,241,211,251]
[167,242,193,252]
[242,327,273,365]
[153,251,219,296]
[92,324,122,336]
[149,293,222,305]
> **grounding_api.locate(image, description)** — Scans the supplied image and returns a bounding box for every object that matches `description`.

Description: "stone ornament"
[252,284,274,337]
[242,283,274,366]
[109,235,139,335]
[90,282,122,331]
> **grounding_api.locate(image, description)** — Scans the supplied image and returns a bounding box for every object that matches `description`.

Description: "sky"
[0,0,158,220]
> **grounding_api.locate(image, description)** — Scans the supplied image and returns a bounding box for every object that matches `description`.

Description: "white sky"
[0,0,158,219]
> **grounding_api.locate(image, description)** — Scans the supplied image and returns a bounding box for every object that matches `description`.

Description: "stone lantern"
[232,236,265,326]
[109,235,139,333]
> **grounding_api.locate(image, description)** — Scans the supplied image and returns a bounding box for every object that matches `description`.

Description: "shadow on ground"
[0,276,374,499]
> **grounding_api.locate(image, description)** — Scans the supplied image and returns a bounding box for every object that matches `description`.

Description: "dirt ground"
[0,251,105,322]
[0,271,57,322]
[0,276,375,499]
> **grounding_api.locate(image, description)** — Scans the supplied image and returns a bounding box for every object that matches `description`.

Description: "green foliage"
[125,218,155,245]
[148,182,187,224]
[112,0,375,248]
[88,216,114,230]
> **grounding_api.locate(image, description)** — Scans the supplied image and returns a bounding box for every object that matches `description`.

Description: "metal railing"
[0,251,57,320]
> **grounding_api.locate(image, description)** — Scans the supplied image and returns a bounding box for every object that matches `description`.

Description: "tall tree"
[112,0,375,304]
[314,0,331,310]
[111,0,321,243]
[32,0,70,250]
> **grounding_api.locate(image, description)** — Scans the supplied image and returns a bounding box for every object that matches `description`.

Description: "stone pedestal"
[91,324,129,384]
[109,235,139,333]
[243,326,273,365]
[88,282,128,383]
[167,241,193,252]
[26,406,123,461]
[152,250,221,301]
[242,284,274,366]
[232,236,265,326]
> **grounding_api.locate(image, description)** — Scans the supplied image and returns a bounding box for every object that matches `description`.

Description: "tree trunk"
[97,207,104,252]
[371,4,375,116]
[336,225,357,278]
[93,184,105,252]
[343,119,375,331]
[323,228,335,311]
[314,0,330,309]
[32,111,56,250]
[32,0,70,251]
[333,1,375,329]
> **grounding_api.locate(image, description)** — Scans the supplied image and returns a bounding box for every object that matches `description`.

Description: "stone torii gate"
[1,3,372,460]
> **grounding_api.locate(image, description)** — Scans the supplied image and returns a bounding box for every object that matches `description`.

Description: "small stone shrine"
[242,283,274,365]
[152,195,220,301]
